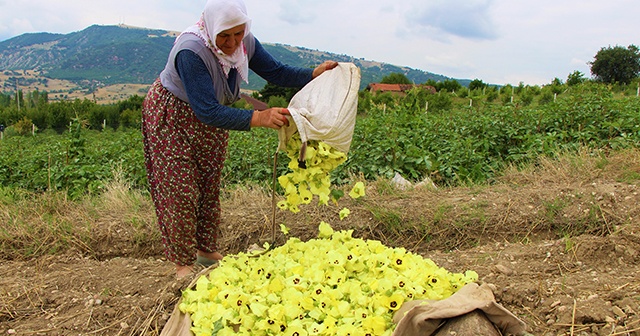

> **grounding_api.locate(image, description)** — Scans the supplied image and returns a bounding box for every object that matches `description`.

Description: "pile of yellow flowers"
[277,133,356,213]
[179,222,478,336]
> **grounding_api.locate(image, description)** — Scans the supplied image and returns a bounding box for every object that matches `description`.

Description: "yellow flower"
[279,223,290,235]
[298,184,313,204]
[363,315,388,335]
[339,207,351,220]
[249,302,268,317]
[318,221,333,238]
[379,292,405,311]
[349,181,366,199]
[179,222,479,336]
[308,321,326,335]
[277,200,289,210]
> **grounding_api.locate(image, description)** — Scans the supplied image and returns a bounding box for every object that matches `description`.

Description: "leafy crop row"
[0,83,638,198]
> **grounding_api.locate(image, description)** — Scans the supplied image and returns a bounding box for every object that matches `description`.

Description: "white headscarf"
[179,0,252,83]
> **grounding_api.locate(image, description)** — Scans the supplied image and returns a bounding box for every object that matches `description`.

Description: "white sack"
[278,62,361,154]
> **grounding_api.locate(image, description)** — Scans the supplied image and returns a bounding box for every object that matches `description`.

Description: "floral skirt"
[141,79,228,266]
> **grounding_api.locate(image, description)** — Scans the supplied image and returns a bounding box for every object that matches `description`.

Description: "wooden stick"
[271,151,279,244]
[570,299,577,336]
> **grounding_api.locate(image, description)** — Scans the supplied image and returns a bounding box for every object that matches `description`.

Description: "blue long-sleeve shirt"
[175,38,313,131]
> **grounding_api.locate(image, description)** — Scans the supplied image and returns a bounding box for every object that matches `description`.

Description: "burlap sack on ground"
[278,62,361,154]
[392,282,527,336]
[160,266,214,336]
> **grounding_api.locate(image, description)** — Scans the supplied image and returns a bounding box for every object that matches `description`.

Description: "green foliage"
[258,82,300,103]
[1,81,639,198]
[267,95,288,108]
[12,117,33,136]
[380,73,412,84]
[371,92,396,108]
[468,79,487,91]
[431,79,462,93]
[590,44,640,84]
[566,70,586,86]
[357,90,373,113]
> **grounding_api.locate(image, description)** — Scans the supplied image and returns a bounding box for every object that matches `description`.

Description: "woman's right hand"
[250,108,290,129]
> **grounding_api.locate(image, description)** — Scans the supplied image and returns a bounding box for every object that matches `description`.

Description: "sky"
[0,0,637,86]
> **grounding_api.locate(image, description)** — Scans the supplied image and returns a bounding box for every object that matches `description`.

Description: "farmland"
[1,82,640,335]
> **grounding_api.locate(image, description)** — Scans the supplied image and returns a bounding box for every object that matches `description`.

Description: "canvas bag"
[391,283,527,336]
[278,62,361,154]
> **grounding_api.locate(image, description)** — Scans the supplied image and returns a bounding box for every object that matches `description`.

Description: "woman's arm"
[176,49,293,131]
[176,49,253,130]
[249,37,314,87]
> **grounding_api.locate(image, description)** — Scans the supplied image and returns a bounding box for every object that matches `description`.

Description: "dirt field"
[1,150,639,335]
[0,70,149,104]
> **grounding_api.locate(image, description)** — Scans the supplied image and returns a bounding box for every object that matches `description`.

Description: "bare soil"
[1,150,639,335]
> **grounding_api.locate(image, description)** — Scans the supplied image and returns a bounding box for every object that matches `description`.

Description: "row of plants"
[0,94,144,133]
[0,82,638,199]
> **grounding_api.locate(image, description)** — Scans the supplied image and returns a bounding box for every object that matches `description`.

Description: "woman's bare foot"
[197,250,224,260]
[176,264,193,279]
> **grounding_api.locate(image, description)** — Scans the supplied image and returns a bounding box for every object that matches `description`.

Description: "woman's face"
[215,24,246,55]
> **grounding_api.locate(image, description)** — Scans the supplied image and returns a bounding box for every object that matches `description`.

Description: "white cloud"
[276,0,318,25]
[405,0,498,41]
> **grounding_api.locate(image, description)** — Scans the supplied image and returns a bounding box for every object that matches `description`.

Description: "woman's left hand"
[312,61,339,78]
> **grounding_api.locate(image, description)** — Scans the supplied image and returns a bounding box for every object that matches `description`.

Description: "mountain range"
[0,24,467,93]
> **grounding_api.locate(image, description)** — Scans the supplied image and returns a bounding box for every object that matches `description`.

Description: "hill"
[0,24,464,97]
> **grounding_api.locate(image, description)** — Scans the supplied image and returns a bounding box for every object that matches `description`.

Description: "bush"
[13,117,34,135]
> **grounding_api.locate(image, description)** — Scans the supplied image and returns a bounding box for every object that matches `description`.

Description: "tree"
[380,73,412,84]
[258,82,299,102]
[589,45,640,84]
[566,70,586,86]
[468,79,486,91]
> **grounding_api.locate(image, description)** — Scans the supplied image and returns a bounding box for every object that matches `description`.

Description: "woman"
[142,0,337,278]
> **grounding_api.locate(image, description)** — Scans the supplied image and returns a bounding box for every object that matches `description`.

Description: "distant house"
[366,83,436,95]
[240,93,269,111]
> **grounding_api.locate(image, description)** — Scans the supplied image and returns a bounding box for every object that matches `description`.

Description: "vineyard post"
[48,152,52,191]
[637,82,639,97]
[0,124,4,140]
[16,78,20,113]
[425,101,428,114]
[469,99,473,107]
[103,119,106,130]
[32,124,35,136]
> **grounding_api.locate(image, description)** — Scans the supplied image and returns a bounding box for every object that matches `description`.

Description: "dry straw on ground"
[0,148,639,335]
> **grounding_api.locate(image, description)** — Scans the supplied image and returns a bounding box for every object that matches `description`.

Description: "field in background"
[0,70,149,104]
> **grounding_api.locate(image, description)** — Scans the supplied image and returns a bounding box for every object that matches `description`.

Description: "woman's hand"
[250,108,290,129]
[312,61,339,78]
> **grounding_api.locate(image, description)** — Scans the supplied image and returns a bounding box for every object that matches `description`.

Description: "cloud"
[405,0,498,41]
[276,0,319,25]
